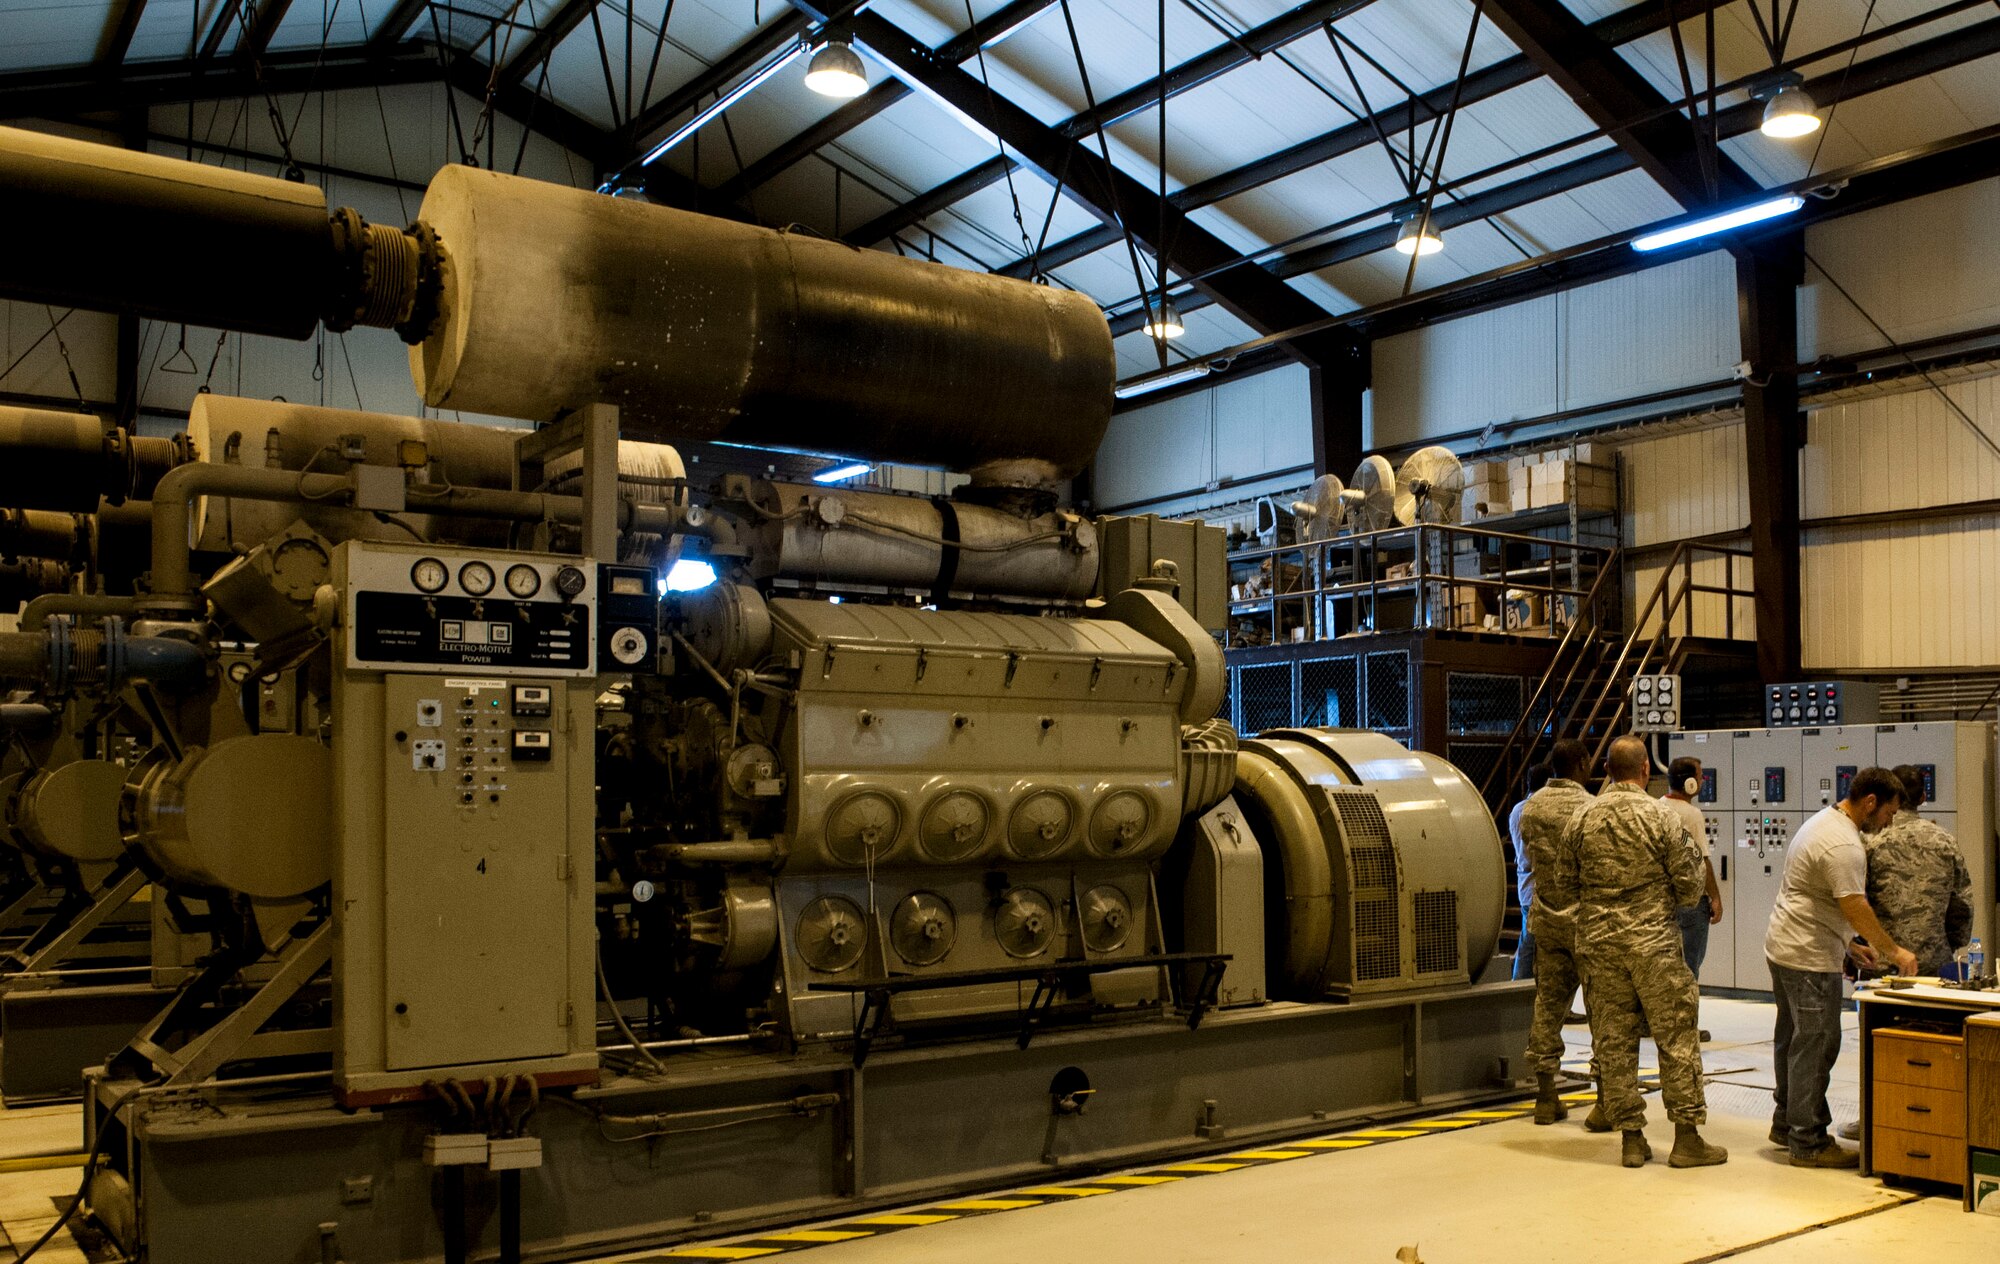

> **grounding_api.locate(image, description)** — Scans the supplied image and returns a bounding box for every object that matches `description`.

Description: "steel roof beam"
[988,0,1729,276]
[1104,12,2000,335]
[368,0,433,52]
[1482,0,1757,209]
[236,0,298,62]
[199,1,246,59]
[494,0,605,93]
[0,45,445,118]
[98,0,149,67]
[838,9,1339,357]
[620,11,813,156]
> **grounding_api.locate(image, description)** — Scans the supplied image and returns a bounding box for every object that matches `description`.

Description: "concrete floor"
[0,998,1993,1261]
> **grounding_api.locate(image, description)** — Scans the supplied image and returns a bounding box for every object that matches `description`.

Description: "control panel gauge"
[458,561,496,596]
[411,557,449,593]
[554,565,587,599]
[505,564,541,599]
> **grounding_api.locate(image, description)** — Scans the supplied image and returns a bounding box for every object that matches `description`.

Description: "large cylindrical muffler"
[411,167,1113,485]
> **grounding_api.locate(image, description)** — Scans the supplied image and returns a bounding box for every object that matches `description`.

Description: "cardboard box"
[1502,592,1545,631]
[1385,561,1416,581]
[1507,466,1531,510]
[1974,1149,2000,1215]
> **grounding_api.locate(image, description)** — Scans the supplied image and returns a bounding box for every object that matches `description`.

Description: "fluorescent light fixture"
[1631,194,1805,252]
[1114,361,1214,400]
[804,38,868,98]
[812,461,873,483]
[639,42,807,166]
[1142,296,1184,340]
[1761,84,1821,139]
[663,558,718,592]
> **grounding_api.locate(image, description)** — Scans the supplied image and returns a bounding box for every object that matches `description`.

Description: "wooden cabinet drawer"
[1874,1081,1964,1140]
[1872,1123,1966,1185]
[1874,1031,1966,1091]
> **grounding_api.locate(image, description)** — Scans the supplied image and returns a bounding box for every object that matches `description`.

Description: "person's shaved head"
[1607,736,1651,783]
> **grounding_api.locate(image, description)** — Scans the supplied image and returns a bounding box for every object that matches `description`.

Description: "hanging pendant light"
[805,37,868,99]
[1392,204,1443,256]
[1760,76,1821,139]
[1142,295,1184,340]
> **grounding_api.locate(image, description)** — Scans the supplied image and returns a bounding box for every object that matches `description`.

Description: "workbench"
[1854,981,2000,1210]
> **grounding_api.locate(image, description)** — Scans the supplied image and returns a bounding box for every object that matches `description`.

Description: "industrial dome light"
[804,37,868,99]
[1392,205,1443,256]
[1142,295,1185,340]
[1761,81,1821,139]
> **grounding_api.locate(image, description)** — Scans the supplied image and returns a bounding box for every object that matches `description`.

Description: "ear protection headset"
[1683,776,1700,797]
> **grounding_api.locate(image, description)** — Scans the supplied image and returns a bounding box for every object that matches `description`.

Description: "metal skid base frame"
[94,980,1531,1264]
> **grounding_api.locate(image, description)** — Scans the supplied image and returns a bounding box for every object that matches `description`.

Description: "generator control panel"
[1763,767,1787,804]
[1765,680,1881,727]
[342,541,596,677]
[1698,768,1717,804]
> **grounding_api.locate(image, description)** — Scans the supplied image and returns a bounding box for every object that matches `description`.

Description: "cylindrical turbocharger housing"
[748,481,1099,600]
[14,758,128,863]
[0,409,108,513]
[0,125,335,339]
[125,735,332,899]
[411,167,1113,485]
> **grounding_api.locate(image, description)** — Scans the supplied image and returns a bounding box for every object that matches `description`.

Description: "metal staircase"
[1480,541,1756,811]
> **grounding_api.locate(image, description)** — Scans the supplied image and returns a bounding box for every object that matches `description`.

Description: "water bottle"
[1971,938,1987,987]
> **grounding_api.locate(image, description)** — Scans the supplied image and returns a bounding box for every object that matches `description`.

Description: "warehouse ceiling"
[5,1,2000,389]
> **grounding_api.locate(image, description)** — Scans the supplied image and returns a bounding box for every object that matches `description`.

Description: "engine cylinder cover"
[1088,790,1153,858]
[796,895,868,973]
[918,790,989,863]
[994,887,1056,959]
[17,759,127,863]
[825,790,902,866]
[1080,885,1133,953]
[890,892,956,966]
[1007,790,1074,861]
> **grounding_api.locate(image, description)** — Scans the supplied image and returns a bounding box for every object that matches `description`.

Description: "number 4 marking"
[476,858,487,874]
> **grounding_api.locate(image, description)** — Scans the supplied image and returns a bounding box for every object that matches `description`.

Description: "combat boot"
[1533,1073,1568,1125]
[1584,1103,1611,1132]
[1668,1123,1728,1168]
[1621,1130,1651,1167]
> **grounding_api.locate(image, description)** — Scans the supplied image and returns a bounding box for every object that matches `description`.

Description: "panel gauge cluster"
[344,542,596,677]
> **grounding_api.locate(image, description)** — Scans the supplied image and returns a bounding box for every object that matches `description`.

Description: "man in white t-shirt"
[1764,767,1918,1168]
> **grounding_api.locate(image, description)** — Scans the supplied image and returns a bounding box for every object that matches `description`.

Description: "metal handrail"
[1481,540,1754,807]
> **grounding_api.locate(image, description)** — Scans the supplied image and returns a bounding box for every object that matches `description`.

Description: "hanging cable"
[1398,0,1483,298]
[1055,0,1159,317]
[1804,0,1879,183]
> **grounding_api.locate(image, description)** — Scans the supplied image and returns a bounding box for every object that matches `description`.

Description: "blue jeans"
[1514,925,1538,980]
[1770,961,1844,1156]
[1676,896,1712,975]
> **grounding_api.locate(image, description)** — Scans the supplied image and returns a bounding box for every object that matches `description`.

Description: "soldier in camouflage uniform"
[1516,740,1597,1125]
[1548,736,1725,1168]
[1866,764,1973,976]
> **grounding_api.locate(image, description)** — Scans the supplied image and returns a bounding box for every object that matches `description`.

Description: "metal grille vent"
[1364,651,1410,730]
[1332,790,1400,982]
[1354,897,1400,981]
[1413,890,1461,976]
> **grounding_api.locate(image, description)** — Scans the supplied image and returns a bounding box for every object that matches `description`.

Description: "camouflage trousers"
[1526,921,1584,1075]
[1583,940,1706,1129]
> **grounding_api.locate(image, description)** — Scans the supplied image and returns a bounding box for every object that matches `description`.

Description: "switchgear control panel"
[1765,680,1881,727]
[342,541,596,677]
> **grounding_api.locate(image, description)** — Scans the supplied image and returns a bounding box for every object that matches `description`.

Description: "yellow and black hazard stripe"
[643,1067,1662,1261]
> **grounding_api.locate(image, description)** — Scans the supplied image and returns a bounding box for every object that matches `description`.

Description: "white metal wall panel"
[1800,177,2000,360]
[1620,421,1750,548]
[1370,295,1559,449]
[1371,254,1734,447]
[1095,364,1312,512]
[1563,254,1740,407]
[1804,516,2000,670]
[1801,372,2000,518]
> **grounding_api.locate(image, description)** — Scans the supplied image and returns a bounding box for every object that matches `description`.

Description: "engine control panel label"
[354,592,592,675]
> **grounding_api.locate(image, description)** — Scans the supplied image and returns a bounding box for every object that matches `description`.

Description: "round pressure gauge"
[410,557,449,593]
[505,564,541,599]
[458,561,496,596]
[554,565,587,599]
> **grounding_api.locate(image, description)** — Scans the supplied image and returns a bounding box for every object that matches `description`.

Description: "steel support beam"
[98,0,148,67]
[1738,236,1803,683]
[236,0,297,62]
[987,0,1730,274]
[1483,0,1755,209]
[367,0,432,51]
[709,0,1059,209]
[0,47,446,119]
[837,9,1337,362]
[1310,338,1369,479]
[620,12,813,157]
[493,0,605,93]
[199,1,246,60]
[1107,14,2000,336]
